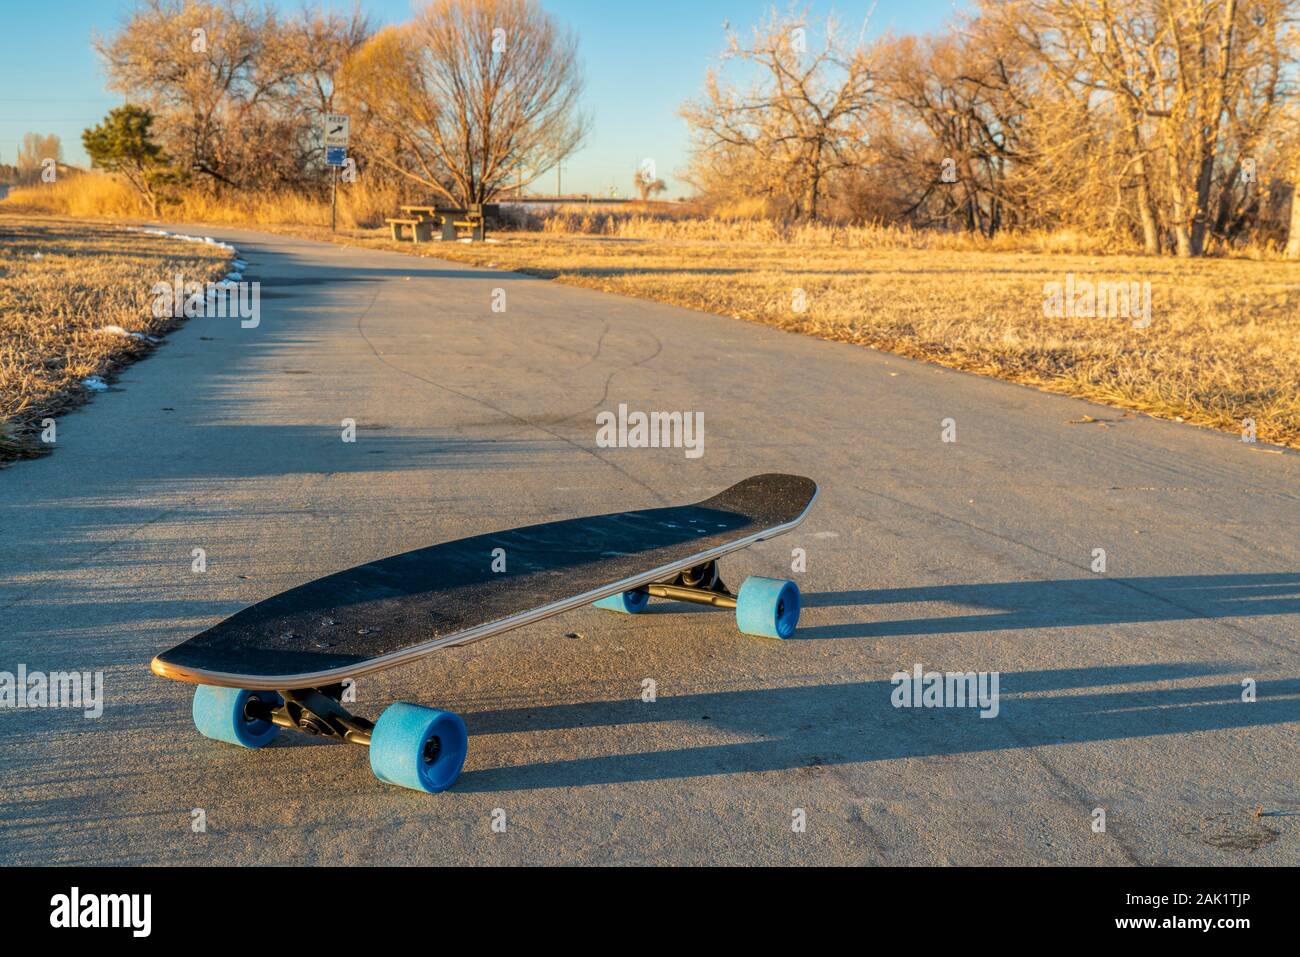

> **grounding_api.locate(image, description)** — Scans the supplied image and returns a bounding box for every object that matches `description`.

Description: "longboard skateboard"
[152,473,818,793]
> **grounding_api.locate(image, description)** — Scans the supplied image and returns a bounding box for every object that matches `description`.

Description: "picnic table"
[386,204,488,242]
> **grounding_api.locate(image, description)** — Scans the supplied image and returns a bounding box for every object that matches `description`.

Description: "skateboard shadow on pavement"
[455,662,1300,791]
[794,572,1300,638]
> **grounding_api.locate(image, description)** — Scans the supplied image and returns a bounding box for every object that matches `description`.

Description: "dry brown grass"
[316,227,1300,449]
[3,172,402,229]
[0,213,230,460]
[535,210,1135,255]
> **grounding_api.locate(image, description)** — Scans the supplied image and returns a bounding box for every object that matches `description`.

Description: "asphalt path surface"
[1,226,1296,864]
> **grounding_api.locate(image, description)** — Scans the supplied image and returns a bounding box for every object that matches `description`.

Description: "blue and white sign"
[325,146,347,168]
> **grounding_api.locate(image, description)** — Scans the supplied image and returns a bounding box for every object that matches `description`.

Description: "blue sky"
[0,0,966,196]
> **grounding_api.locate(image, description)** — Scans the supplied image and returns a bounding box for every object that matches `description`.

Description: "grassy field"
[0,214,231,460]
[306,226,1300,449]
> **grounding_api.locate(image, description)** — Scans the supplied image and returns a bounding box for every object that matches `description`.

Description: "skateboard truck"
[199,683,468,793]
[639,560,739,609]
[244,686,375,747]
[596,557,800,641]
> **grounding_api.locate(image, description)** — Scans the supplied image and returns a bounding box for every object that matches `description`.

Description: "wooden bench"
[386,217,427,242]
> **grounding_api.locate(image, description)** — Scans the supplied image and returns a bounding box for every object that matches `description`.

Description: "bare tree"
[95,0,290,187]
[16,133,62,183]
[94,0,379,192]
[869,29,1036,236]
[633,168,667,202]
[278,5,371,162]
[280,5,370,116]
[995,0,1296,256]
[344,0,587,206]
[979,0,1166,251]
[681,8,875,221]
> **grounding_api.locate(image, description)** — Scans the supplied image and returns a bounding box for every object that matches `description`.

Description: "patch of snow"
[124,226,235,254]
[97,325,156,342]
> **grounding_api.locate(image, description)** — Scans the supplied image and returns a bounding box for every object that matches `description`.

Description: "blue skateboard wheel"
[593,589,650,614]
[735,576,800,638]
[192,686,282,748]
[369,702,468,793]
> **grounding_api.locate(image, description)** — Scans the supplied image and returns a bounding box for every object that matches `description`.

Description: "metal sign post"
[322,114,350,233]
